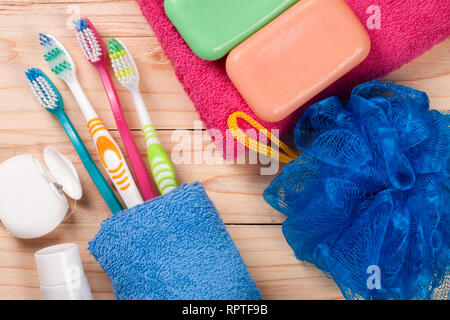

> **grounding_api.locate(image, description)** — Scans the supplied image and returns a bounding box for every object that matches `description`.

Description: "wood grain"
[0,130,283,224]
[0,0,448,300]
[0,225,342,300]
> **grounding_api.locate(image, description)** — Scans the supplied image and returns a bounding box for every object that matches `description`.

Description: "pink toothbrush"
[74,18,157,200]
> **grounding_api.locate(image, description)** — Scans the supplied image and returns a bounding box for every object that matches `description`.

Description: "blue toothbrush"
[25,68,124,214]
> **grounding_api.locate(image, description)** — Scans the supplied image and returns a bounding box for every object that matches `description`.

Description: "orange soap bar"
[226,0,371,122]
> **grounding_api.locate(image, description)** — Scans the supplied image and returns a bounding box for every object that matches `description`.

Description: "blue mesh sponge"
[264,80,449,300]
[89,182,261,300]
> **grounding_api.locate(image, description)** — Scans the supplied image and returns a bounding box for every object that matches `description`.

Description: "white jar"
[35,243,93,300]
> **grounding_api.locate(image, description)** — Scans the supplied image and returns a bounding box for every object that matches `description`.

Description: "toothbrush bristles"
[107,38,137,86]
[25,68,61,110]
[39,33,52,47]
[74,18,89,31]
[74,18,103,63]
[39,33,73,79]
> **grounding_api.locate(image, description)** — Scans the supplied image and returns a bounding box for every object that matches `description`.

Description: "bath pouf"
[264,80,449,300]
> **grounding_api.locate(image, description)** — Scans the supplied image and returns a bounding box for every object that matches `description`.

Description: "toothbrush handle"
[69,80,143,208]
[57,111,124,214]
[144,129,178,195]
[132,92,178,195]
[97,64,157,200]
[87,117,144,208]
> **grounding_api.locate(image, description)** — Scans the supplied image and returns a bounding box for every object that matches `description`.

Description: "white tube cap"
[35,243,93,300]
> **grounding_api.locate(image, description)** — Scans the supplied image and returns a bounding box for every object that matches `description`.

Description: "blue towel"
[89,182,261,300]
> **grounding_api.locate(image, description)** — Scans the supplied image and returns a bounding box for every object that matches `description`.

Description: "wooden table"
[0,0,448,300]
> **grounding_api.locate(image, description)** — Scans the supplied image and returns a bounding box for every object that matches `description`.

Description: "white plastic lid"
[35,243,85,287]
[43,146,82,200]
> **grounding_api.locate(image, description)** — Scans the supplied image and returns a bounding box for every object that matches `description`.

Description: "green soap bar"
[165,0,298,61]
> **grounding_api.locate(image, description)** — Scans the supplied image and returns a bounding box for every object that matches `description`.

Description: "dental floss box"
[0,147,82,239]
[35,243,93,300]
[226,0,371,122]
[165,0,298,60]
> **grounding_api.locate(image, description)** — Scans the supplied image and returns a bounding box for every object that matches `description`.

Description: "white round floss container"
[0,147,82,239]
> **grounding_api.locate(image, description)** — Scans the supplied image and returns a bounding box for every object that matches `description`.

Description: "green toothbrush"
[107,38,178,195]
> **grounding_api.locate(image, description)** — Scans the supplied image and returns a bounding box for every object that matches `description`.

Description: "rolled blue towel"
[89,182,261,300]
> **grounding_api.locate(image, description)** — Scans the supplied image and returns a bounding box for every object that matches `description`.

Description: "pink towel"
[136,0,450,159]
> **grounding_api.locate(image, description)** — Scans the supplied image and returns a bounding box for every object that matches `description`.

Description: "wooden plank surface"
[0,0,449,300]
